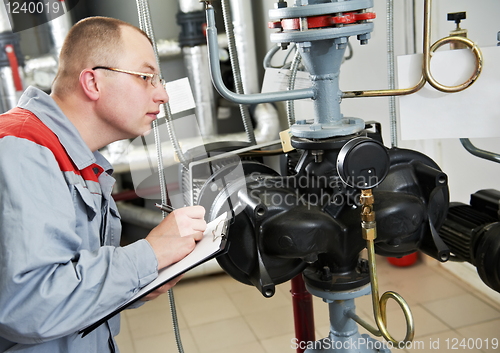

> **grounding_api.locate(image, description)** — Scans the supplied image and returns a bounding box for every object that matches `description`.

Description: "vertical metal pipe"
[291,275,315,353]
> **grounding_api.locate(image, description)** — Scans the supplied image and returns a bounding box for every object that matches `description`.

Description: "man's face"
[96,26,169,140]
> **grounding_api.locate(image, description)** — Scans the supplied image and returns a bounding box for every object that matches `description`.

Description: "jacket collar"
[17,86,114,175]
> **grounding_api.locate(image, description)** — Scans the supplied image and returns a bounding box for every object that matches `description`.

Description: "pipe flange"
[269,0,374,20]
[305,282,372,301]
[270,22,373,44]
[290,117,364,139]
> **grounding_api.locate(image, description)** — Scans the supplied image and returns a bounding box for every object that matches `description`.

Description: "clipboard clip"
[212,217,229,242]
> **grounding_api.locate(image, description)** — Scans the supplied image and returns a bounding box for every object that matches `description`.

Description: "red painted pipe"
[291,274,315,353]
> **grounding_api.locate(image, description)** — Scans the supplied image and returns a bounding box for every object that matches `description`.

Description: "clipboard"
[80,211,230,337]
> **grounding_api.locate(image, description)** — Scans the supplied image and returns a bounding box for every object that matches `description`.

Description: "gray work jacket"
[0,87,158,352]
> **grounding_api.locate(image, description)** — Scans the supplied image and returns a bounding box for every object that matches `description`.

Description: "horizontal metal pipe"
[205,4,316,105]
[460,138,500,164]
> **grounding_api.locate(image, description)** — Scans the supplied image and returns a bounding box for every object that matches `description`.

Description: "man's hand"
[145,205,206,270]
[141,275,183,301]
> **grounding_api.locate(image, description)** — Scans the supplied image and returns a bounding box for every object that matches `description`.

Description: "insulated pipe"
[46,0,73,56]
[22,1,73,91]
[221,0,256,145]
[183,46,217,137]
[0,3,12,32]
[178,0,217,139]
[229,0,259,95]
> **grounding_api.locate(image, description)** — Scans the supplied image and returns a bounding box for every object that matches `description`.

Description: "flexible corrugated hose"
[135,2,186,353]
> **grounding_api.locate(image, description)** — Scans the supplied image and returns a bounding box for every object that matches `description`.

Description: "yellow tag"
[279,129,295,153]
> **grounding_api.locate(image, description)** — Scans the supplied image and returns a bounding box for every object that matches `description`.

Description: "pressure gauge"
[337,137,390,190]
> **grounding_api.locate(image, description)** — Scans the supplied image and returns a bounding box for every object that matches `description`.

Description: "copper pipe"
[351,189,415,346]
[342,0,482,99]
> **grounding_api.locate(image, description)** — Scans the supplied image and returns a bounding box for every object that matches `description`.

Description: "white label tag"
[163,77,196,115]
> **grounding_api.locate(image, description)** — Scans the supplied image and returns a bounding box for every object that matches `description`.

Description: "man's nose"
[155,83,169,104]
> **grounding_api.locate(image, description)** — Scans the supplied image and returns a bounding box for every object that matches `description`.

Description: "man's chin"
[141,127,153,137]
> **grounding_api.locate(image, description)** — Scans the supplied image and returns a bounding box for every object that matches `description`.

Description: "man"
[0,16,206,352]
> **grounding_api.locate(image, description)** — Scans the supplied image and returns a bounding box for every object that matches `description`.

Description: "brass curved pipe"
[365,238,415,346]
[424,36,483,93]
[342,0,482,99]
[342,75,426,98]
[352,190,415,347]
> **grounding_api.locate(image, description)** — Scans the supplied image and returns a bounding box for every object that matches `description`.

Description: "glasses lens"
[151,74,160,87]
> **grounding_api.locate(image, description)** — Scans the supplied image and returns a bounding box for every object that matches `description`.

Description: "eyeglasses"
[92,66,164,88]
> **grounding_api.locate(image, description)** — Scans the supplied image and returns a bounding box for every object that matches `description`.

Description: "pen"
[155,203,175,214]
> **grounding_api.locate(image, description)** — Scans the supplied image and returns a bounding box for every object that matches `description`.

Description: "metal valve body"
[194,127,449,297]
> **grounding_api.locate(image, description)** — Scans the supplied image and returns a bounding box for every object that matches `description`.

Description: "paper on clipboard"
[126,211,229,303]
[80,211,229,337]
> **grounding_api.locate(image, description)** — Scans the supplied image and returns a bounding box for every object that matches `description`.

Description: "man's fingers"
[191,219,207,232]
[186,231,204,241]
[183,205,206,219]
[173,205,205,219]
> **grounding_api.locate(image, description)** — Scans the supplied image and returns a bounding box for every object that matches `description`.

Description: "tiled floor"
[115,255,500,353]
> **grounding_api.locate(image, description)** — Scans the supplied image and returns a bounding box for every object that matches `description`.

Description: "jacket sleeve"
[0,137,158,344]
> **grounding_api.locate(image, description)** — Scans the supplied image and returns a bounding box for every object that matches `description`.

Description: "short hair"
[51,16,152,96]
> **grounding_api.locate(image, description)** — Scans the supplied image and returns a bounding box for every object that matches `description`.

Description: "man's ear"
[79,69,100,101]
